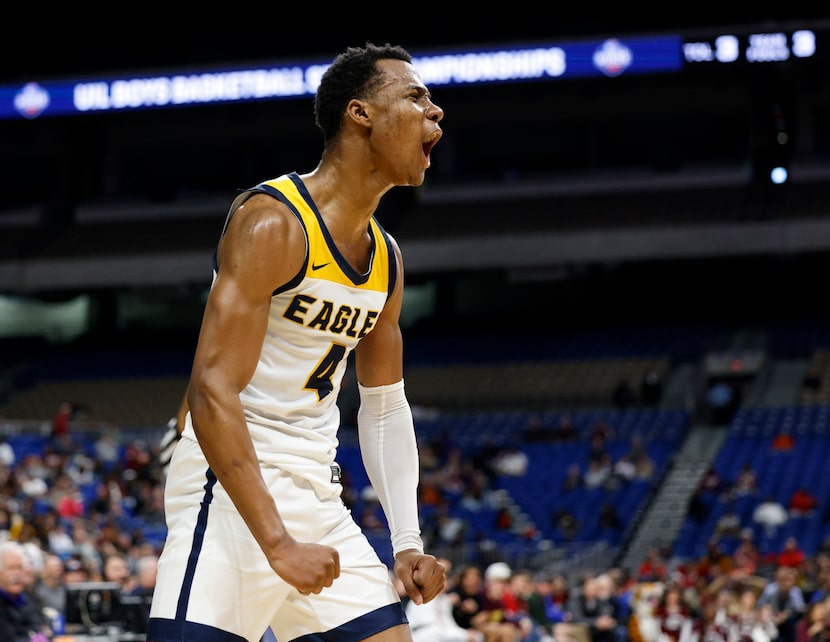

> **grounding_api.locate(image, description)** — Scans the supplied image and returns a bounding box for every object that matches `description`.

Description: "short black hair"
[314,42,412,145]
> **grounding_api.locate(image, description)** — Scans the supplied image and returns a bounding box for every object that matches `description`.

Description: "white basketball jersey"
[185,172,396,490]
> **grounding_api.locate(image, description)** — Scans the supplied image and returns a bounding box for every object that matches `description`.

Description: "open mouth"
[422,130,442,160]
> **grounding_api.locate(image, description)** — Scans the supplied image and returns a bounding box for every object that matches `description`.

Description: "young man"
[147,42,446,642]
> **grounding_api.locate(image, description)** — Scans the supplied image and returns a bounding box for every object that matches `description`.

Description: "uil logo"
[592,39,633,77]
[14,83,50,119]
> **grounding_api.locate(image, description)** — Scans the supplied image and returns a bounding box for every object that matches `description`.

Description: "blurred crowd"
[0,414,166,640]
[3,406,830,642]
[395,544,830,642]
[6,506,830,642]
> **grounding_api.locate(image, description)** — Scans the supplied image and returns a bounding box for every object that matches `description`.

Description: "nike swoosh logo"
[311,262,330,271]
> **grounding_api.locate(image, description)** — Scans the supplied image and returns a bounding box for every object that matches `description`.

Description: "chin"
[409,170,427,187]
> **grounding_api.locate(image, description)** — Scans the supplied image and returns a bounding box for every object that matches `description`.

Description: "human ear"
[346,99,371,128]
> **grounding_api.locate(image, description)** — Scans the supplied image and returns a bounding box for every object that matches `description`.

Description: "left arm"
[354,237,445,605]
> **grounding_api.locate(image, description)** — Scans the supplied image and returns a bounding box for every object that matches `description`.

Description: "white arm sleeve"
[357,379,424,557]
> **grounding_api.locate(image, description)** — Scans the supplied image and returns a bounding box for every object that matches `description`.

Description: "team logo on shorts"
[330,464,342,483]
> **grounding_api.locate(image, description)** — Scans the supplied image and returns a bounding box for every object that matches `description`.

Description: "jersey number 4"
[305,343,347,401]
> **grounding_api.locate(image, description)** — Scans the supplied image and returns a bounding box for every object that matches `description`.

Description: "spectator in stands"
[600,503,624,534]
[725,586,779,642]
[561,463,583,492]
[62,556,91,584]
[429,501,467,550]
[503,568,556,642]
[730,462,759,499]
[494,505,514,531]
[0,506,12,539]
[130,553,158,599]
[479,562,544,642]
[0,434,15,468]
[758,565,806,642]
[613,454,637,485]
[69,519,102,572]
[573,573,626,642]
[591,419,615,443]
[102,551,134,593]
[789,487,820,517]
[17,461,49,500]
[123,553,159,635]
[134,480,166,526]
[553,414,579,442]
[0,540,50,642]
[584,454,613,490]
[449,563,516,642]
[50,400,75,455]
[696,539,733,585]
[650,582,698,642]
[31,553,66,618]
[93,432,121,473]
[753,496,789,538]
[405,558,484,642]
[632,449,656,483]
[607,568,635,622]
[51,475,84,520]
[714,506,742,540]
[698,465,729,502]
[794,598,826,642]
[588,427,611,465]
[730,528,764,587]
[459,469,495,513]
[809,554,830,604]
[637,547,668,583]
[43,512,74,559]
[20,543,43,597]
[778,537,807,571]
[493,446,529,478]
[771,428,796,453]
[525,571,575,639]
[552,508,581,541]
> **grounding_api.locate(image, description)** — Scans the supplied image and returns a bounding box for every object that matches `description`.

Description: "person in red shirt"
[637,547,668,583]
[50,400,75,454]
[789,487,820,516]
[772,429,795,452]
[777,537,806,570]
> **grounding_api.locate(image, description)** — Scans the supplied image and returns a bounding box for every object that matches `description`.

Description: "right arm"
[187,193,339,594]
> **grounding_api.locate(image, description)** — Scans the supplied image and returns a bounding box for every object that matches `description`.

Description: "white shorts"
[148,436,405,642]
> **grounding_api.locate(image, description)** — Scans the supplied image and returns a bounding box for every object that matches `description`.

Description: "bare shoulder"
[218,192,306,283]
[226,192,303,240]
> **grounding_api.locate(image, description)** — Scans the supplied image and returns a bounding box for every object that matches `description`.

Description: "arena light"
[770,166,789,184]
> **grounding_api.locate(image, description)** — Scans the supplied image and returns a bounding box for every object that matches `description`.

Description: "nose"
[427,100,444,123]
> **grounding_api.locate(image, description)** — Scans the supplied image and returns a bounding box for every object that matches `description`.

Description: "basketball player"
[147,42,446,642]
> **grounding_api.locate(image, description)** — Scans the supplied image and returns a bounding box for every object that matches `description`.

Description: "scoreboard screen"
[0,23,824,121]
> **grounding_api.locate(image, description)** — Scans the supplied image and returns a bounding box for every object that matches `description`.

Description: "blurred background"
[3,13,830,637]
[3,15,830,346]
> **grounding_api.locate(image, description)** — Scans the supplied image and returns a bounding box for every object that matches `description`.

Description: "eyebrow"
[408,83,431,99]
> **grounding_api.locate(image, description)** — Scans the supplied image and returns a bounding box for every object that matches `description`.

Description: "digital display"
[0,27,819,121]
[683,29,817,64]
